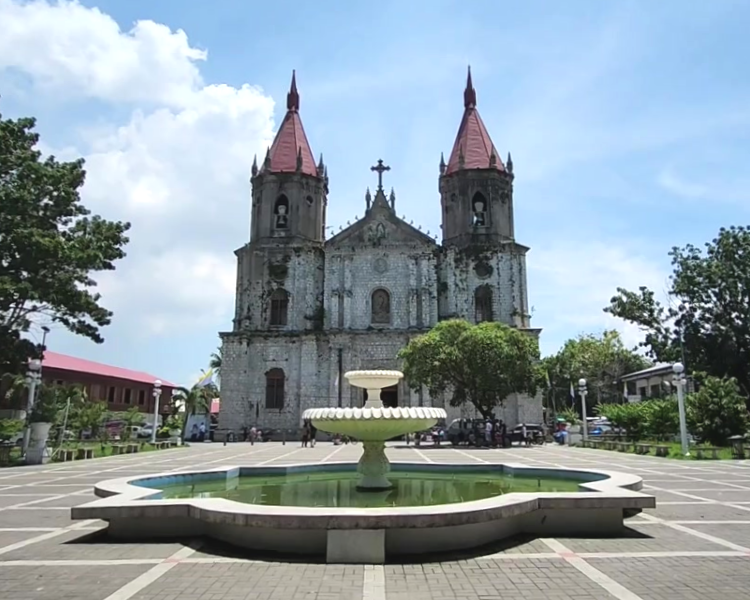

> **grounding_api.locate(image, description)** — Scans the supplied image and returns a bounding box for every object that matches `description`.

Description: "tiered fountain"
[303,370,446,489]
[73,370,656,563]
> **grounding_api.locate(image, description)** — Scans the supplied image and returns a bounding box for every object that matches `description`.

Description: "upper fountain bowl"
[345,369,403,390]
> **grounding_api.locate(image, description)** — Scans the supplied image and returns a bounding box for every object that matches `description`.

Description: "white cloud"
[0,0,276,336]
[530,241,671,355]
[0,0,205,106]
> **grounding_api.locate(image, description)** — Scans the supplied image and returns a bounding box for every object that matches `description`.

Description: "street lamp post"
[22,359,43,455]
[151,380,162,445]
[673,362,689,456]
[578,378,588,443]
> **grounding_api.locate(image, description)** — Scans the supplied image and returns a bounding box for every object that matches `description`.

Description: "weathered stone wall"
[324,247,438,331]
[234,244,324,332]
[438,245,530,327]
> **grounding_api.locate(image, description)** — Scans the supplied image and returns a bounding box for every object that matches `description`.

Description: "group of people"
[452,418,511,447]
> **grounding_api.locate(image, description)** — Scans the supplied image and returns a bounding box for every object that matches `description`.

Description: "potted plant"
[26,386,61,465]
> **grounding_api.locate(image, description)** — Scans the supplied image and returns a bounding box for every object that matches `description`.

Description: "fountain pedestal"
[357,440,391,490]
[304,370,447,491]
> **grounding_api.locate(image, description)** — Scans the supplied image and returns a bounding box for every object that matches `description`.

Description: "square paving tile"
[557,523,729,553]
[682,523,750,548]
[132,563,365,600]
[0,509,77,528]
[588,557,750,600]
[644,502,750,521]
[385,559,605,600]
[685,489,750,502]
[30,494,97,508]
[0,529,189,561]
[0,565,153,600]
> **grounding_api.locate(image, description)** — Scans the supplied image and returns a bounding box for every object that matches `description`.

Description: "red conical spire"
[445,67,505,175]
[287,70,300,111]
[264,70,317,177]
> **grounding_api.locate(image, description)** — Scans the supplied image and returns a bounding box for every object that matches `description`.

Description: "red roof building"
[21,351,176,416]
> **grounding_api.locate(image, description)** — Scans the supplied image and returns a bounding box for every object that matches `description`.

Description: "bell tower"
[439,67,515,248]
[249,71,328,244]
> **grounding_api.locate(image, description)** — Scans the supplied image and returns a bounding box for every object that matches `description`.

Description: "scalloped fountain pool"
[154,468,584,508]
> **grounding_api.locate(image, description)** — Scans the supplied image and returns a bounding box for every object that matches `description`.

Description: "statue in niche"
[371,289,391,324]
[274,203,288,229]
[366,221,387,245]
[473,199,486,227]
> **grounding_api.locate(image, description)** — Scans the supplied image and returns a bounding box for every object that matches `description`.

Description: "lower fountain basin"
[72,462,656,564]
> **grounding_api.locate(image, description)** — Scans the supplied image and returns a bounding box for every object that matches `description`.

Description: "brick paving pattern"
[0,442,749,599]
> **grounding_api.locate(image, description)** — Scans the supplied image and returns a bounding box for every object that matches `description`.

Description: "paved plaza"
[0,443,749,600]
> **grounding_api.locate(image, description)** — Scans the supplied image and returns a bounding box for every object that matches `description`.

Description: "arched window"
[265,368,285,409]
[471,191,487,227]
[269,288,289,326]
[371,288,391,324]
[306,195,314,206]
[475,285,493,323]
[274,195,289,230]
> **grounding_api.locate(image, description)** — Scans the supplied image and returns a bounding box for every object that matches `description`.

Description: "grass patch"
[588,439,734,460]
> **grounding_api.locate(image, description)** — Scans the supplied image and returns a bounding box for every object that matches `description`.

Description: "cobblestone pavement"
[1,442,749,600]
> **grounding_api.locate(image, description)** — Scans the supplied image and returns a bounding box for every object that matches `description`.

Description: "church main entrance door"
[363,385,398,408]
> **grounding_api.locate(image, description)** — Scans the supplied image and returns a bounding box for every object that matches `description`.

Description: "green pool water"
[155,471,584,508]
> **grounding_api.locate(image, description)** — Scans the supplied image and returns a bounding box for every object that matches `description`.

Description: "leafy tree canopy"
[0,110,130,374]
[542,330,650,406]
[605,226,750,396]
[398,319,543,419]
[686,374,748,446]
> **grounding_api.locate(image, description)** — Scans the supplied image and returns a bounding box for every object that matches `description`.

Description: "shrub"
[596,402,647,441]
[0,419,23,442]
[643,398,679,441]
[686,375,749,446]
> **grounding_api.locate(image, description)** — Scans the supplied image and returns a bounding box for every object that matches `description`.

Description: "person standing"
[310,421,317,447]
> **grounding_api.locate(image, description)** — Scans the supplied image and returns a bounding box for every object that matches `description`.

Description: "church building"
[218,69,543,435]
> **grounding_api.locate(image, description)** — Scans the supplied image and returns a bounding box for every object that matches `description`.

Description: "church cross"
[370,159,391,190]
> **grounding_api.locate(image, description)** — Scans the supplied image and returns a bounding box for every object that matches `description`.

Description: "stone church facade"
[218,69,543,435]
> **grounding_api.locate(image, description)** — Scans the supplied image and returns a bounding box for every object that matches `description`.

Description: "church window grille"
[471,192,488,227]
[475,285,493,323]
[269,289,289,326]
[371,288,391,324]
[265,368,285,409]
[274,195,289,230]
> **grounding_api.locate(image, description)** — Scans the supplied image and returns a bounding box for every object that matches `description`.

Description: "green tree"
[0,110,130,375]
[398,319,542,419]
[543,330,650,412]
[605,226,750,398]
[686,374,748,446]
[595,402,648,441]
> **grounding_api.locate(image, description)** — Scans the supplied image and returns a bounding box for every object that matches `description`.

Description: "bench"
[76,447,94,460]
[110,444,127,455]
[635,443,652,455]
[57,448,77,462]
[127,443,140,454]
[694,447,721,460]
[614,442,631,452]
[654,445,670,458]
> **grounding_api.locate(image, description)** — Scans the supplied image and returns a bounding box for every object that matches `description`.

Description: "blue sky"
[1,0,748,386]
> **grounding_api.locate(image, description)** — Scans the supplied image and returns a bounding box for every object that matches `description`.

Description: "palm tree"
[173,383,217,440]
[209,347,222,388]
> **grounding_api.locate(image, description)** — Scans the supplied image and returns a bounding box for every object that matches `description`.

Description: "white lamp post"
[578,378,588,443]
[22,359,43,455]
[672,362,689,456]
[151,380,162,444]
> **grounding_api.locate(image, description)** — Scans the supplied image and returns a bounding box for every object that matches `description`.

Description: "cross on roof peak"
[370,159,390,190]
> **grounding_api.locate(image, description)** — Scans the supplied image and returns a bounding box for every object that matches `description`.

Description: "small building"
[35,351,175,417]
[620,363,690,402]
